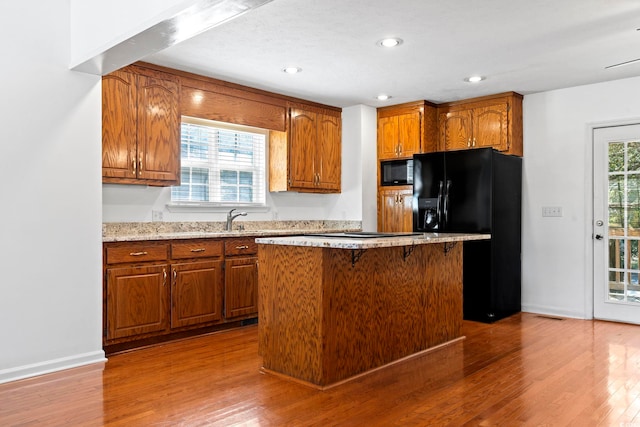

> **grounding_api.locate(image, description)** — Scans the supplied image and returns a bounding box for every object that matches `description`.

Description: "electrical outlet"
[542,206,563,217]
[152,210,163,222]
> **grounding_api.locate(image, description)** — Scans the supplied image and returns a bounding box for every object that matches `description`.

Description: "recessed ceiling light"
[376,94,392,101]
[465,75,485,83]
[283,67,302,74]
[377,38,403,48]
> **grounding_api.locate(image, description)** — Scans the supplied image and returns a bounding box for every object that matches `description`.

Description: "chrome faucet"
[226,208,247,231]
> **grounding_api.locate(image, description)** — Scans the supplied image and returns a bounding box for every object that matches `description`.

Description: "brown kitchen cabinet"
[378,186,413,232]
[377,100,438,160]
[102,65,181,186]
[437,92,523,156]
[103,239,225,348]
[269,104,342,193]
[105,264,169,340]
[224,238,259,319]
[104,242,171,341]
[170,240,224,329]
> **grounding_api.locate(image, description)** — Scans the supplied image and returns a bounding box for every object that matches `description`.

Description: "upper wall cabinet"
[270,105,341,193]
[437,92,523,156]
[102,65,181,186]
[377,101,438,160]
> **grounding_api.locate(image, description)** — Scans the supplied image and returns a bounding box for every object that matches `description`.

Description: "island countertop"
[255,232,490,249]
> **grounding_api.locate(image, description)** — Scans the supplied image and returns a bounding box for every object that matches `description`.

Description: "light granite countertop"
[255,232,491,249]
[102,220,361,242]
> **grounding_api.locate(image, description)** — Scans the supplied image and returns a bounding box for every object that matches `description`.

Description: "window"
[171,117,266,206]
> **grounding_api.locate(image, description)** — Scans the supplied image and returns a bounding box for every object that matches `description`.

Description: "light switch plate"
[542,206,563,217]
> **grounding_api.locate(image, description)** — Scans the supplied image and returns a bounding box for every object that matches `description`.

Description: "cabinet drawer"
[171,240,223,259]
[105,243,169,265]
[225,238,258,256]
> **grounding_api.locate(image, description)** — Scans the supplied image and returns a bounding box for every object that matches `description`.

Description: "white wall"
[522,75,640,319]
[70,0,198,68]
[103,105,375,224]
[0,1,104,382]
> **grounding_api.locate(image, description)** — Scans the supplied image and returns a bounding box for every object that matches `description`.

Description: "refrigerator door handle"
[444,180,452,227]
[436,180,443,228]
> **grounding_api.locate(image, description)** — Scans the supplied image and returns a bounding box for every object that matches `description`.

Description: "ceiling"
[144,0,640,108]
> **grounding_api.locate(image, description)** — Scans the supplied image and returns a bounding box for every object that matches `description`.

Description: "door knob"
[595,234,604,240]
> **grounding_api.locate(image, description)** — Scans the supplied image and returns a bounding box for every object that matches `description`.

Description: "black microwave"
[381,159,413,186]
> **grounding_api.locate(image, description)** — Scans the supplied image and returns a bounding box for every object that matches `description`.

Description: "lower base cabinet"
[224,237,259,319]
[378,186,413,232]
[171,260,223,328]
[106,264,169,340]
[224,257,258,319]
[103,238,257,351]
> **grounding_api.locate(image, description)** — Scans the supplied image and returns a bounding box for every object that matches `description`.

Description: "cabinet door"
[225,257,259,319]
[136,74,180,184]
[171,260,223,329]
[106,264,169,340]
[288,109,317,189]
[472,102,509,151]
[378,116,399,159]
[378,187,413,232]
[398,188,414,232]
[439,109,473,151]
[397,112,421,157]
[316,113,341,191]
[102,70,137,179]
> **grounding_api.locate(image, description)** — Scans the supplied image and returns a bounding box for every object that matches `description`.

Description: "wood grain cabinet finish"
[103,236,265,350]
[102,65,181,186]
[171,260,223,328]
[104,239,226,347]
[377,100,438,160]
[106,263,169,340]
[378,186,413,232]
[437,92,523,156]
[224,238,258,319]
[270,105,342,193]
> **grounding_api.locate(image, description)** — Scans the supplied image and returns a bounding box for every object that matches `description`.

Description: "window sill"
[166,203,270,213]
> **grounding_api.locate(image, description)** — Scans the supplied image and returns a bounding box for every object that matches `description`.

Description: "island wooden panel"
[258,242,463,387]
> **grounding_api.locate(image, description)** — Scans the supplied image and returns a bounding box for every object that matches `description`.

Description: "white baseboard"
[0,350,107,385]
[522,304,587,320]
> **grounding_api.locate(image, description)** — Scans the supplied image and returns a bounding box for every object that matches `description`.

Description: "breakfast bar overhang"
[256,232,490,388]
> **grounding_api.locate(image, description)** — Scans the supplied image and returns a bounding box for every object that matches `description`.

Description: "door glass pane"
[609,142,624,172]
[607,140,640,304]
[628,141,640,171]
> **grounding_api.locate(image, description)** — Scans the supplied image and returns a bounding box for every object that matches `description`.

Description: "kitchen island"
[256,232,490,388]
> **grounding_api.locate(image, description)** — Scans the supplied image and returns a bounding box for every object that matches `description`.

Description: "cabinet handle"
[472,138,476,147]
[235,245,250,250]
[139,157,143,172]
[132,159,137,175]
[190,248,206,253]
[398,144,402,156]
[173,269,177,281]
[467,138,471,147]
[163,269,167,287]
[129,251,148,256]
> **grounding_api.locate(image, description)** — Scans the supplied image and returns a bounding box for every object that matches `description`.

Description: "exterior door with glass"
[593,124,640,324]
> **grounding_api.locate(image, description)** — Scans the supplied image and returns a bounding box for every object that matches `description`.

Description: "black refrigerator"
[412,148,522,323]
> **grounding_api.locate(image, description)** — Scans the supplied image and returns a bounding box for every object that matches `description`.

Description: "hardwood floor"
[1,313,639,426]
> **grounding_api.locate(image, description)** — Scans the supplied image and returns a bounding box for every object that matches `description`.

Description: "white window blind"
[171,116,266,206]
